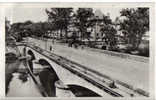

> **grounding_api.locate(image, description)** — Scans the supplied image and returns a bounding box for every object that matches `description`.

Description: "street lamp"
[94,16,99,41]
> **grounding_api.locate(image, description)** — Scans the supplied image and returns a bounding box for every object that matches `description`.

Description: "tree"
[100,14,118,50]
[23,20,33,26]
[45,8,73,39]
[11,22,23,33]
[102,15,112,25]
[75,8,94,40]
[10,20,33,37]
[119,8,149,50]
[100,25,117,49]
[29,22,44,37]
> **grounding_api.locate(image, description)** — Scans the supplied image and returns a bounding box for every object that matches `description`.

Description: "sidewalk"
[28,37,149,93]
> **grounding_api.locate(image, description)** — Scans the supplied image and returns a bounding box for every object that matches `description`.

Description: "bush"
[101,45,107,50]
[124,44,135,53]
[138,42,149,57]
[107,45,119,52]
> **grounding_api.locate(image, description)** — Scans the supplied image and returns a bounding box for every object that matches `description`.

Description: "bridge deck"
[28,37,149,93]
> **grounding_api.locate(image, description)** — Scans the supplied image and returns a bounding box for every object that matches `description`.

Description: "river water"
[6,61,43,97]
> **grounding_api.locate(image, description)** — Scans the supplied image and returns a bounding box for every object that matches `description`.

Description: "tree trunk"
[60,29,63,39]
[136,33,143,50]
[65,27,68,42]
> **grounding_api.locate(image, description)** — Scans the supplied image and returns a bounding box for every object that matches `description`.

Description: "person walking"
[50,45,52,51]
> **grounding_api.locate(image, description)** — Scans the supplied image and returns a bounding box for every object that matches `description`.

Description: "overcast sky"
[5,7,123,24]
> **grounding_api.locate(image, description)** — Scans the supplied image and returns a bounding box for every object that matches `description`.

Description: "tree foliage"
[75,8,94,39]
[45,8,73,38]
[100,14,117,50]
[119,8,149,50]
[102,15,112,25]
[100,25,117,49]
[10,21,51,37]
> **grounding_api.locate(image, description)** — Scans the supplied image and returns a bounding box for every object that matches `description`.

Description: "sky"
[5,7,123,24]
[5,7,48,24]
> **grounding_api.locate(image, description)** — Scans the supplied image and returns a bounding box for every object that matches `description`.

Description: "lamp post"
[45,35,48,50]
[42,35,46,50]
[94,16,99,41]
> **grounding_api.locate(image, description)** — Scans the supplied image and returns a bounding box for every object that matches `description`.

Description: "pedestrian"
[52,39,54,44]
[50,45,52,51]
[23,47,26,56]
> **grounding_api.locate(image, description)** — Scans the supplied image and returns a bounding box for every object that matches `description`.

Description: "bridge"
[4,41,148,97]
